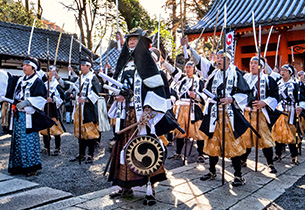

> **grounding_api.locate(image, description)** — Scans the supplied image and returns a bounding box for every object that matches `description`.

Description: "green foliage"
[109,0,156,31]
[152,24,177,59]
[0,0,44,28]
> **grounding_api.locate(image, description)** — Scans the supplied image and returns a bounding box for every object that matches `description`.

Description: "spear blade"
[27,19,37,56]
[264,26,273,57]
[252,11,258,53]
[54,24,65,66]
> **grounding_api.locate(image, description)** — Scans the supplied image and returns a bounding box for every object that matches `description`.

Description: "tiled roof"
[0,21,97,64]
[93,44,120,71]
[186,0,305,35]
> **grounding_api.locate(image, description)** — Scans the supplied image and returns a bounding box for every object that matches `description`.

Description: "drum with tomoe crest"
[124,135,166,176]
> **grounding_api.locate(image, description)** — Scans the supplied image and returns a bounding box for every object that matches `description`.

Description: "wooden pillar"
[235,35,241,68]
[279,29,288,66]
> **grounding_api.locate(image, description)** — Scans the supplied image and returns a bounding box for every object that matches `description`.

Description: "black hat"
[24,56,39,70]
[81,56,93,67]
[124,28,152,44]
[125,28,147,38]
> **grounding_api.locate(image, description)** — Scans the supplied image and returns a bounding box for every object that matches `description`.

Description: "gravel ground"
[0,122,200,196]
[265,175,305,210]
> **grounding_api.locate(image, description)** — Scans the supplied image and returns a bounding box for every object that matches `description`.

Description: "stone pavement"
[1,145,305,210]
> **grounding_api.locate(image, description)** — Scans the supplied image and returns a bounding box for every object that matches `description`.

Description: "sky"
[40,0,167,34]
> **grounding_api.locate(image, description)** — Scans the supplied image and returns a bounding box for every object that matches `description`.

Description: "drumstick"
[117,114,155,135]
[117,122,140,135]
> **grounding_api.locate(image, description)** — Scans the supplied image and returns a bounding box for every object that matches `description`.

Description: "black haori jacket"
[244,72,282,130]
[43,79,65,119]
[111,36,178,136]
[188,46,251,139]
[74,71,100,124]
[11,73,55,133]
[0,70,19,103]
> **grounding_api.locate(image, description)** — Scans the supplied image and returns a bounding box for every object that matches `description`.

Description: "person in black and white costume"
[241,56,281,173]
[272,64,305,165]
[182,37,251,187]
[8,56,54,176]
[0,70,19,134]
[162,58,207,163]
[40,66,65,156]
[108,29,177,206]
[55,57,101,164]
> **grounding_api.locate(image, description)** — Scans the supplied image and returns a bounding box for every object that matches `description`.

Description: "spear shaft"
[211,10,220,53]
[47,38,51,156]
[255,25,262,172]
[222,3,227,185]
[78,33,82,165]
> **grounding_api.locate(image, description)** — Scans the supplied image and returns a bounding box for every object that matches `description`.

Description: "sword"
[27,19,37,56]
[54,24,65,66]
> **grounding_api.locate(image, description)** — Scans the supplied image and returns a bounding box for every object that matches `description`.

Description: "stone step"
[0,178,39,196]
[0,187,73,210]
[0,173,13,182]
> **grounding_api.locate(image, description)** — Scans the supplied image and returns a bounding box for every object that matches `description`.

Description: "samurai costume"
[189,47,251,186]
[163,61,207,162]
[40,67,65,156]
[8,56,54,176]
[272,64,305,164]
[0,70,19,134]
[108,29,175,205]
[241,57,280,173]
[149,47,181,148]
[70,57,100,164]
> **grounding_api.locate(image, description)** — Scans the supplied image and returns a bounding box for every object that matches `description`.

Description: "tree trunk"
[172,0,177,54]
[25,0,29,12]
[37,0,43,19]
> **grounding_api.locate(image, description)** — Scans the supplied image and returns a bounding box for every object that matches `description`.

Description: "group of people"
[0,27,305,206]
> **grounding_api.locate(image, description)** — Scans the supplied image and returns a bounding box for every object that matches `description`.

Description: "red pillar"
[279,29,288,66]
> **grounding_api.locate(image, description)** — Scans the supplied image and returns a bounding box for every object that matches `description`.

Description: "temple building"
[186,0,305,72]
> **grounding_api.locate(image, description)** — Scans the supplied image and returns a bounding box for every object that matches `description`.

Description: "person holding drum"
[107,28,175,206]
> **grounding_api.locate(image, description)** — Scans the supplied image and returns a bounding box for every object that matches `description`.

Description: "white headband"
[217,50,232,61]
[250,57,265,68]
[151,52,159,61]
[81,61,92,67]
[282,65,293,74]
[24,60,37,70]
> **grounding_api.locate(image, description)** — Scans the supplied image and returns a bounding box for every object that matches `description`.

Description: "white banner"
[226,31,235,64]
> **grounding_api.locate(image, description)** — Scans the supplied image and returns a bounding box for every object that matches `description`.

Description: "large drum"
[124,135,166,176]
